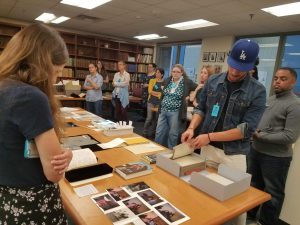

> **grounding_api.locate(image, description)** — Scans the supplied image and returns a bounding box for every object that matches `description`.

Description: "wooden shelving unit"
[0,22,154,93]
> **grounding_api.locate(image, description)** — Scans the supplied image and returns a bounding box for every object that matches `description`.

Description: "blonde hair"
[0,23,68,137]
[202,65,214,76]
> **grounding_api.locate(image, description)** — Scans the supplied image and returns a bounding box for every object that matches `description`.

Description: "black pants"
[114,98,128,122]
[247,148,292,225]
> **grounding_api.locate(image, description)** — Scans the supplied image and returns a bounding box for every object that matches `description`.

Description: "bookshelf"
[0,24,21,53]
[0,22,155,93]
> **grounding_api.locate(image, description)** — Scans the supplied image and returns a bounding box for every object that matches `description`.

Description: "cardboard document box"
[103,126,134,136]
[190,163,251,201]
[156,153,206,178]
[65,81,81,96]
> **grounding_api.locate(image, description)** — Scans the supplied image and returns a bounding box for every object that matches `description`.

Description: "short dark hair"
[118,60,126,65]
[156,67,165,76]
[149,63,157,68]
[89,62,98,69]
[278,67,297,80]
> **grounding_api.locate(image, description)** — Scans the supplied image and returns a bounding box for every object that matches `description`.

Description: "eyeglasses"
[172,71,182,73]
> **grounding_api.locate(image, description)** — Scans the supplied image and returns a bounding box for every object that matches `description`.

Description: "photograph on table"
[107,187,131,201]
[124,181,150,193]
[120,218,145,225]
[123,197,150,215]
[155,203,189,224]
[137,189,164,206]
[106,207,135,224]
[139,211,168,225]
[91,193,120,212]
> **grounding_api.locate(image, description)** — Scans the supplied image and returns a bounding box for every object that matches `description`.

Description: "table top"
[59,120,271,225]
[56,95,142,102]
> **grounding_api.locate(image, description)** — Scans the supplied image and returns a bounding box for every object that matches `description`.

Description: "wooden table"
[58,97,86,108]
[60,119,271,225]
[57,95,142,103]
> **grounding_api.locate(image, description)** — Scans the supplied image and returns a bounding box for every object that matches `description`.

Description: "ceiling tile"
[0,0,17,7]
[0,0,299,43]
[107,0,149,10]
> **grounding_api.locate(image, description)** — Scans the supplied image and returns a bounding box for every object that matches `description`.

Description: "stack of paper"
[98,138,125,149]
[123,137,149,145]
[124,143,164,155]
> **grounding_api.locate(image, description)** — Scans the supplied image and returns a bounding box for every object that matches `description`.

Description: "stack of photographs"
[91,181,190,225]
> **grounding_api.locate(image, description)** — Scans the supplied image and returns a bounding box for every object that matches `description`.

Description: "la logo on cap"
[240,50,246,61]
[227,39,259,72]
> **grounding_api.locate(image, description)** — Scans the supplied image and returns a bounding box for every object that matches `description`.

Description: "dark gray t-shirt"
[0,79,54,187]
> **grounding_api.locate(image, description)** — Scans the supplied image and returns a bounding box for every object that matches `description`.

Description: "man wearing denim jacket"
[181,39,266,225]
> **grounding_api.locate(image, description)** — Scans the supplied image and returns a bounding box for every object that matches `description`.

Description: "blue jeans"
[86,100,102,116]
[247,148,292,225]
[143,103,158,138]
[155,110,184,149]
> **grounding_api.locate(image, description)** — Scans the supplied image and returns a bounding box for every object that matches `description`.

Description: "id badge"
[211,104,220,117]
[154,84,158,90]
[24,139,39,158]
[170,82,176,88]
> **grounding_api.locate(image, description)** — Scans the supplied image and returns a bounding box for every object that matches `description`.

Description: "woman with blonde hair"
[0,23,72,224]
[186,65,214,121]
[189,65,214,106]
[155,64,197,149]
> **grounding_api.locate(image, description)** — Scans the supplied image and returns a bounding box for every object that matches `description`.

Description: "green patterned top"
[161,78,184,112]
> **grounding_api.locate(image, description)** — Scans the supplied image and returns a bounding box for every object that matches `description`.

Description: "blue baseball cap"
[227,39,259,72]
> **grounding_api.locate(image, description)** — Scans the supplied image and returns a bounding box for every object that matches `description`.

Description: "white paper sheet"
[67,148,97,171]
[74,184,98,197]
[60,107,80,112]
[124,143,164,155]
[72,80,80,85]
[62,80,70,85]
[98,138,125,149]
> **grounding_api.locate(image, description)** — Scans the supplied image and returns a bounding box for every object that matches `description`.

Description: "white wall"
[199,35,235,80]
[280,137,300,224]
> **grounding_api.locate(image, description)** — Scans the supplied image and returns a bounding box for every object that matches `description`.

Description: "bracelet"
[207,133,211,142]
[188,127,194,130]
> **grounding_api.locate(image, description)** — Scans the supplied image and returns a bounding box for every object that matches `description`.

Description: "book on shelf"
[61,68,74,77]
[137,64,148,73]
[76,58,97,68]
[115,161,153,180]
[102,61,117,71]
[65,148,113,186]
[130,73,144,82]
[137,54,153,63]
[127,64,137,73]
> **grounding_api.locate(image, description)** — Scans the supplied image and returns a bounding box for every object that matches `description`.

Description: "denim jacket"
[194,72,266,155]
